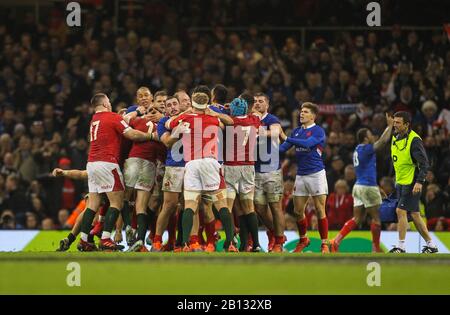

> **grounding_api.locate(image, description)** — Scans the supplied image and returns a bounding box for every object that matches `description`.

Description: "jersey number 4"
[90,121,100,141]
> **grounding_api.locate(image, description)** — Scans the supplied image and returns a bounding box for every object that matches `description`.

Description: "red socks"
[99,204,107,217]
[189,235,199,245]
[335,218,357,244]
[296,218,308,238]
[275,236,285,245]
[318,217,329,241]
[204,220,216,244]
[371,223,381,251]
[153,234,162,243]
[131,209,137,230]
[167,213,177,244]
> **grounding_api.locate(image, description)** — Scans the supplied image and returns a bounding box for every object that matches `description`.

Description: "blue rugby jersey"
[255,113,282,173]
[157,116,185,167]
[279,123,326,175]
[353,143,377,186]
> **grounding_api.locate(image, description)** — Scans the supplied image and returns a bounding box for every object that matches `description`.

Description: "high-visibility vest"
[391,130,421,185]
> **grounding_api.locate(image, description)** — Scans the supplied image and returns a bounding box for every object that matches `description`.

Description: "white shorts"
[184,158,225,191]
[352,184,382,208]
[254,169,283,204]
[162,166,185,193]
[224,165,255,195]
[293,170,328,197]
[87,161,124,193]
[255,169,283,195]
[151,160,165,197]
[123,157,156,192]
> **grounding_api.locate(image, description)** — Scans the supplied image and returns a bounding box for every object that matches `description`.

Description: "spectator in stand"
[344,164,356,191]
[424,184,450,231]
[326,179,354,230]
[327,155,345,192]
[25,212,39,229]
[1,174,31,225]
[56,208,70,229]
[0,209,17,229]
[41,217,54,230]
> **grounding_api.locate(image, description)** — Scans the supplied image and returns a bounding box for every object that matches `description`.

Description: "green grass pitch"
[1,252,450,294]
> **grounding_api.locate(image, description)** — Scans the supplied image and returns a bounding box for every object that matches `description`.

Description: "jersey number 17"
[90,121,100,142]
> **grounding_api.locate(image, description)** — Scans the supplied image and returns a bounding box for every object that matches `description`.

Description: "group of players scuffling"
[54,84,438,254]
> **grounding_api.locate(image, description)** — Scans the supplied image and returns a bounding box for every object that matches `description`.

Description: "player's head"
[154,90,168,113]
[239,92,254,111]
[136,87,153,109]
[165,95,180,117]
[175,90,191,112]
[356,128,375,144]
[300,102,318,125]
[192,85,211,100]
[191,92,209,111]
[393,111,411,134]
[212,84,228,105]
[253,92,269,114]
[90,93,111,112]
[229,98,248,117]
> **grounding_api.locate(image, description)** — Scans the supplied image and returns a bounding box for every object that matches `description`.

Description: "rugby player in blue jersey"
[253,92,286,252]
[279,102,329,253]
[330,113,393,252]
[152,92,192,252]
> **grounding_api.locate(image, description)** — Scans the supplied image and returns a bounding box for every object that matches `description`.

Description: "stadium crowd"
[0,2,449,233]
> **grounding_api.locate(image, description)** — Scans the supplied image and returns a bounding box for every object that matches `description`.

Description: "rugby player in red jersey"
[166,92,238,252]
[123,111,161,252]
[223,96,262,252]
[121,86,154,245]
[77,93,154,251]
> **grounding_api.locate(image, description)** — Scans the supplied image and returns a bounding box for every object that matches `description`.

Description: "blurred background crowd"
[0,0,449,231]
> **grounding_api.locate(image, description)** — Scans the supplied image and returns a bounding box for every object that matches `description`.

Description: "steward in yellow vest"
[389,111,437,254]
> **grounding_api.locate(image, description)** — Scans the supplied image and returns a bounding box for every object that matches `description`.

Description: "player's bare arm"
[122,106,147,123]
[52,168,88,180]
[165,108,193,128]
[260,123,284,140]
[373,113,394,152]
[205,108,234,125]
[147,107,164,122]
[123,128,153,142]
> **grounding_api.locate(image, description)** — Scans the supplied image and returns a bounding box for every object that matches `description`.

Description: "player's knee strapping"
[239,191,254,201]
[210,190,227,203]
[254,192,267,205]
[184,190,202,203]
[226,189,237,201]
[267,193,282,203]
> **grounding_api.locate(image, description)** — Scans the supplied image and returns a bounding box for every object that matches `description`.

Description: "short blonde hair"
[334,179,349,193]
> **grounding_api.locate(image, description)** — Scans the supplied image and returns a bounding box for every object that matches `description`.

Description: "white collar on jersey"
[302,123,316,129]
[236,115,248,118]
[261,112,269,120]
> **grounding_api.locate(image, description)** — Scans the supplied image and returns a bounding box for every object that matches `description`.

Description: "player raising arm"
[331,113,394,252]
[77,93,153,252]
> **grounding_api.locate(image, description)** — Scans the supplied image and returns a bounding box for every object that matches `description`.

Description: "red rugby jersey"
[224,114,261,166]
[88,111,131,164]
